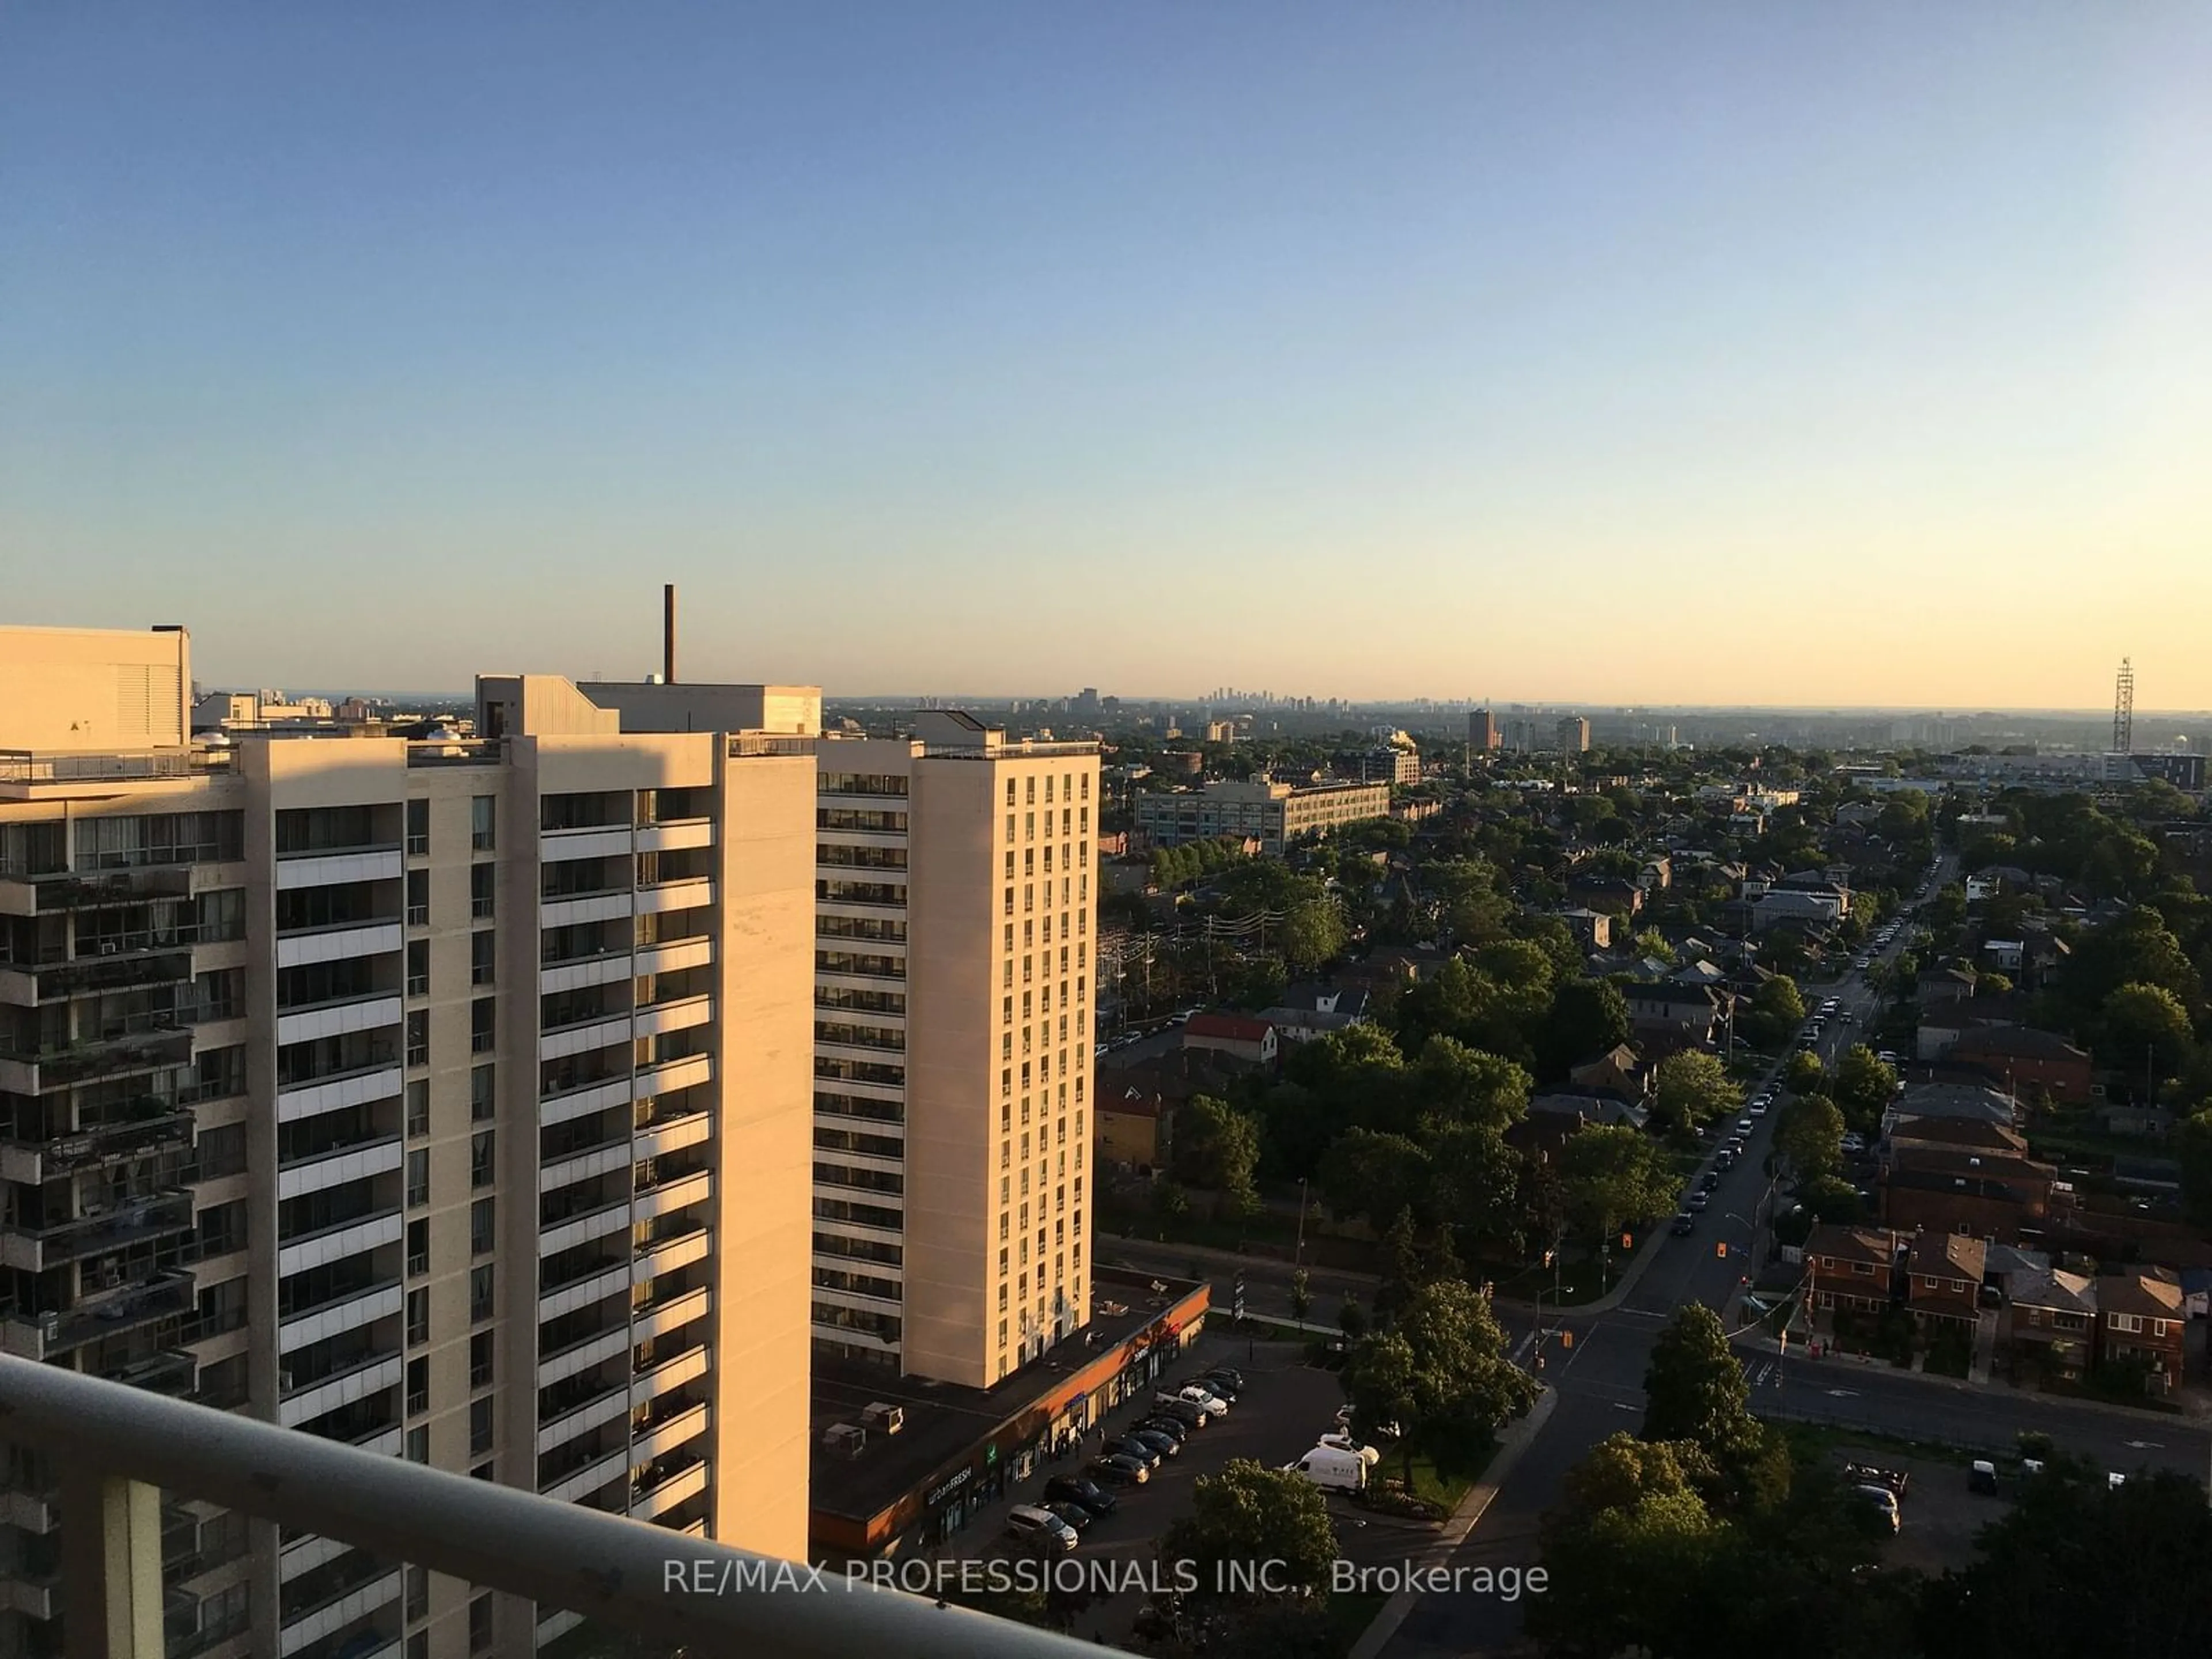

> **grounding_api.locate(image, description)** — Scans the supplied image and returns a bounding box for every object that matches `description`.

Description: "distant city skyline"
[6,5,2209,703]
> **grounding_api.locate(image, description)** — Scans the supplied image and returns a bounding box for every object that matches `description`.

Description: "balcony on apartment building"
[0,1267,195,1362]
[1,1187,197,1275]
[0,944,196,1010]
[0,1093,195,1184]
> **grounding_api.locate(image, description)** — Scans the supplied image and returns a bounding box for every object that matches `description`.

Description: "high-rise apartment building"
[1467,709,1500,752]
[2,627,817,1659]
[805,713,1101,1389]
[1556,716,1591,753]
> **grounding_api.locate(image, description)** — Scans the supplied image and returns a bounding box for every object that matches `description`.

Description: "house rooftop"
[1907,1230,1987,1283]
[2009,1267,2096,1315]
[1805,1224,1902,1266]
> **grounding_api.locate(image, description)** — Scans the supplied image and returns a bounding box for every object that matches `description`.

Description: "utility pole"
[1294,1177,1309,1268]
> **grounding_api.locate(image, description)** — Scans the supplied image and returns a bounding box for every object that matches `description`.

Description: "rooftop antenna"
[2112,658,2133,753]
[663,584,678,684]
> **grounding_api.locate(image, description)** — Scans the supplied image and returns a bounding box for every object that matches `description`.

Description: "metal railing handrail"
[0,1356,1109,1658]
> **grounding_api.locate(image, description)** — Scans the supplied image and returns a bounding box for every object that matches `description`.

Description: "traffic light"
[1620,1232,1633,1251]
[1715,1241,1728,1259]
[1778,1328,1789,1354]
[1542,1249,1555,1268]
[1559,1330,1574,1350]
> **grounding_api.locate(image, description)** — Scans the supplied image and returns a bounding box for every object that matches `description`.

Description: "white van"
[1285,1445,1369,1493]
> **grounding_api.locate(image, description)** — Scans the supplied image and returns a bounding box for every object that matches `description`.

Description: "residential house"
[1565,873,1644,917]
[1181,1012,1279,1068]
[1881,1083,2018,1142]
[1556,906,1613,951]
[2097,1270,2187,1392]
[1637,853,1672,892]
[1915,993,2031,1062]
[1622,980,1733,1054]
[1097,1089,1170,1171]
[1747,887,1847,931]
[2005,1268,2097,1382]
[1947,1025,2094,1105]
[1525,1093,1650,1132]
[1568,1044,1652,1105]
[1903,1232,1986,1332]
[1881,1139,2067,1245]
[1916,965,1979,1006]
[1259,982,1371,1043]
[1805,1225,1905,1315]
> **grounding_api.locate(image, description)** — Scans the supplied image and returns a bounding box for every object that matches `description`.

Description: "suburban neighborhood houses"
[1065,710,2212,1653]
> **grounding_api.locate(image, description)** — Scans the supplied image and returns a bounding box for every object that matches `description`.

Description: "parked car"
[1168,1385,1230,1417]
[1107,1436,1162,1471]
[1089,1453,1149,1486]
[1134,1414,1190,1446]
[1671,1212,1696,1237]
[1969,1460,2001,1495]
[1197,1372,1243,1402]
[1853,1486,1902,1534]
[1149,1395,1210,1429]
[1715,1147,1739,1170]
[1686,1190,1710,1213]
[1749,1097,1771,1117]
[1844,1462,1909,1499]
[1735,1118,1755,1137]
[1006,1504,1080,1552]
[1202,1366,1246,1392]
[1045,1499,1094,1533]
[1044,1474,1118,1516]
[1699,1170,1721,1192]
[1840,1133,1867,1155]
[1126,1427,1180,1460]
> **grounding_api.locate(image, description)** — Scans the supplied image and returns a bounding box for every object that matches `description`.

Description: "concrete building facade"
[1134,778,1389,854]
[805,714,1100,1389]
[2,628,819,1659]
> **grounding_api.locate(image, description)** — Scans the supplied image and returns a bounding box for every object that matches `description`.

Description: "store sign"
[925,1467,972,1508]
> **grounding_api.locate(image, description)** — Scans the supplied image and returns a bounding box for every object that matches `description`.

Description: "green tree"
[1642,1304,1793,1512]
[1344,1279,1539,1485]
[1831,1045,1897,1133]
[1797,1172,1865,1224]
[1653,1051,1740,1136]
[1161,1459,1340,1604]
[1321,1130,1433,1230]
[2101,981,2197,1081]
[1633,927,1679,965]
[1411,1036,1531,1132]
[1559,1124,1680,1241]
[1641,1305,1756,1455]
[1745,974,1808,1049]
[1172,1095,1263,1214]
[1537,976,1633,1075]
[1526,1433,1728,1659]
[1783,1050,1827,1097]
[1278,895,1347,972]
[1775,1094,1846,1180]
[1288,1267,1311,1322]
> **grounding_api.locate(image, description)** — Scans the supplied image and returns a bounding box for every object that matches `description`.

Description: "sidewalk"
[1346,1384,1560,1659]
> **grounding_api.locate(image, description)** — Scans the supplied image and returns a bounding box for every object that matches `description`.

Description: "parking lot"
[1817,1446,2007,1576]
[943,1333,1437,1641]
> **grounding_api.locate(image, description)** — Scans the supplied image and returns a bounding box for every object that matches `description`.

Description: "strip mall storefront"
[813,1283,1210,1560]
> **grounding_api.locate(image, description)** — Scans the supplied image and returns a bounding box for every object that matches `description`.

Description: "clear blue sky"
[5,4,2209,706]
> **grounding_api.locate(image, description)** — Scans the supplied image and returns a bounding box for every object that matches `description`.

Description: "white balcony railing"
[0,1355,1105,1658]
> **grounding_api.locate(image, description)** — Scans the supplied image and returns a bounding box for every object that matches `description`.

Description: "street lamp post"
[1294,1177,1308,1268]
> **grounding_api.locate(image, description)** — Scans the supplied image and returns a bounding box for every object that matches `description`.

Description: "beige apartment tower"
[1,626,817,1659]
[808,713,1101,1389]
